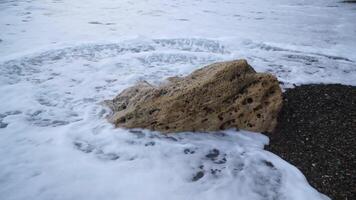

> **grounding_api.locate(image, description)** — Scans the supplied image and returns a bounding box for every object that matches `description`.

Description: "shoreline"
[265,84,356,200]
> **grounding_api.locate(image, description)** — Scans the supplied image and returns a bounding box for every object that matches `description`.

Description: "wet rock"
[262,160,275,168]
[214,157,227,164]
[0,122,8,128]
[210,168,222,175]
[144,141,155,146]
[184,148,195,154]
[206,148,220,160]
[192,171,204,181]
[105,59,282,133]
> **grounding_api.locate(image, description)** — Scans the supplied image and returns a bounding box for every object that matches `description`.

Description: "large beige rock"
[105,59,282,133]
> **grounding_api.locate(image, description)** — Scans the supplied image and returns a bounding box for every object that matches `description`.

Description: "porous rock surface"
[105,59,282,133]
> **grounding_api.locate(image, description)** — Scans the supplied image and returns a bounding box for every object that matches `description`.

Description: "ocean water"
[1,0,355,199]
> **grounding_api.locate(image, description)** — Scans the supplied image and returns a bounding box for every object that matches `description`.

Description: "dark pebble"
[184,148,195,154]
[214,157,227,164]
[206,148,220,160]
[192,171,204,181]
[144,141,155,146]
[0,122,8,128]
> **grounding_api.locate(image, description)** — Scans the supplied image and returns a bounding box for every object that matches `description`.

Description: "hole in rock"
[119,117,126,123]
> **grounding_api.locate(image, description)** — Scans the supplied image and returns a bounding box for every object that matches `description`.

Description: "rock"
[105,59,282,133]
